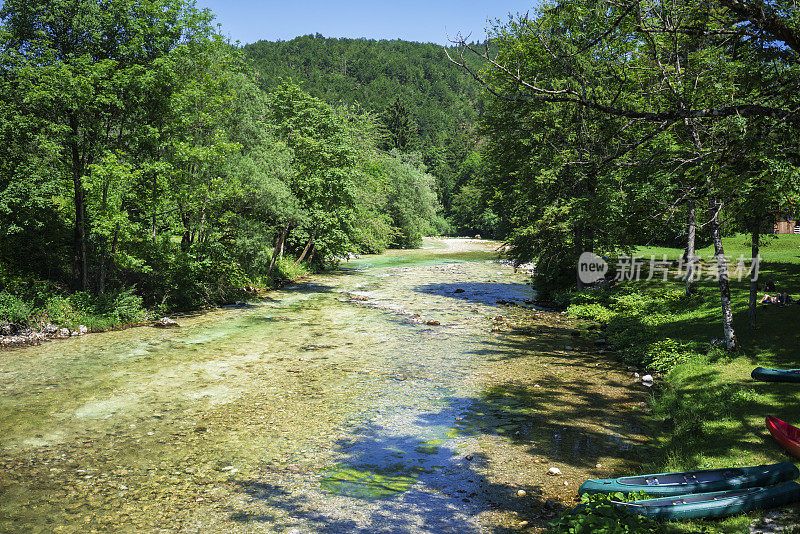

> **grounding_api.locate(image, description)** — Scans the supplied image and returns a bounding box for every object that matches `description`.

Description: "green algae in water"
[319,465,417,500]
[413,438,446,455]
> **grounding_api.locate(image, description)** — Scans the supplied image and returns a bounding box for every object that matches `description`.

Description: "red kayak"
[767,417,800,459]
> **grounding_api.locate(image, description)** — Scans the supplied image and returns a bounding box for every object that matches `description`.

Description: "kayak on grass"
[752,367,800,383]
[579,462,799,496]
[608,481,800,520]
[767,416,800,460]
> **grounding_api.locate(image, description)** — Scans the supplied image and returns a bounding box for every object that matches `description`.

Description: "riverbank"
[0,262,313,349]
[0,239,505,349]
[559,234,800,533]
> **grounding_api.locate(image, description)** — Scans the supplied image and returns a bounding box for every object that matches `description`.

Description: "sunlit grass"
[563,234,800,533]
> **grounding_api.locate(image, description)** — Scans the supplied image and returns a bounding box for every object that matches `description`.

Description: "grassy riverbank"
[550,234,800,533]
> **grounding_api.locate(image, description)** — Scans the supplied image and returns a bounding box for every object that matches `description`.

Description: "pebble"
[517,489,526,497]
[548,467,562,476]
[642,374,654,382]
[596,463,602,468]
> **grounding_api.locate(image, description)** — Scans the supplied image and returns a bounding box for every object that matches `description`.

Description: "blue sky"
[193,1,539,45]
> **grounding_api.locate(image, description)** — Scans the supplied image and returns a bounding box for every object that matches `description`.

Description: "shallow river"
[0,239,649,533]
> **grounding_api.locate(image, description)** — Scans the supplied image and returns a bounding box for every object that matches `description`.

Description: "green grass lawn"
[565,234,800,533]
[637,233,800,265]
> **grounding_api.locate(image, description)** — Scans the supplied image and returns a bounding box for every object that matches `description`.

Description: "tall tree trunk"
[73,180,88,291]
[267,224,290,275]
[748,219,760,329]
[278,229,286,260]
[307,243,316,266]
[574,225,585,290]
[98,183,110,295]
[294,230,316,265]
[100,222,120,296]
[69,119,88,292]
[98,239,107,295]
[178,201,191,252]
[709,196,738,350]
[197,198,208,244]
[685,198,697,295]
[151,171,158,245]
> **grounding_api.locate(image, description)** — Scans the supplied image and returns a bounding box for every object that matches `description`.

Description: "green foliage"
[382,151,444,248]
[643,339,692,373]
[1,2,450,315]
[565,286,705,370]
[529,247,584,300]
[567,303,614,323]
[0,292,32,324]
[43,288,145,330]
[243,35,485,219]
[547,492,665,534]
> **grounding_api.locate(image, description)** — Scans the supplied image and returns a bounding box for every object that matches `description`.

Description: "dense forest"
[243,35,493,229]
[0,1,477,328]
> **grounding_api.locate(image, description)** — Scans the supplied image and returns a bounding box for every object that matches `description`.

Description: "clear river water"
[0,238,649,533]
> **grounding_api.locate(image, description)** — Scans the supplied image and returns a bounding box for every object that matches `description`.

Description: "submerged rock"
[152,317,179,328]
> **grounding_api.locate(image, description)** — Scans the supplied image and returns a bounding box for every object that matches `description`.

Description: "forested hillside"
[0,1,452,329]
[243,35,489,219]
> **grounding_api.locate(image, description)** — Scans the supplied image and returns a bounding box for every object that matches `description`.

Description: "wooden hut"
[774,214,800,234]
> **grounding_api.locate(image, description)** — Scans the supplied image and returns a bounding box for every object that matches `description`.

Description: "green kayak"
[610,481,800,520]
[579,462,799,496]
[752,367,800,383]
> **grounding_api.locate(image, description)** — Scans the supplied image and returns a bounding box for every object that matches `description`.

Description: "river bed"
[0,238,650,533]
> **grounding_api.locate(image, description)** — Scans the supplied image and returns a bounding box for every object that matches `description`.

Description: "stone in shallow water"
[152,317,179,328]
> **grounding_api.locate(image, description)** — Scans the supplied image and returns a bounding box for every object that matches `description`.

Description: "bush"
[42,289,145,331]
[546,492,665,534]
[269,256,310,285]
[609,292,653,316]
[643,338,693,373]
[43,295,75,327]
[567,303,615,323]
[531,250,583,301]
[0,291,32,324]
